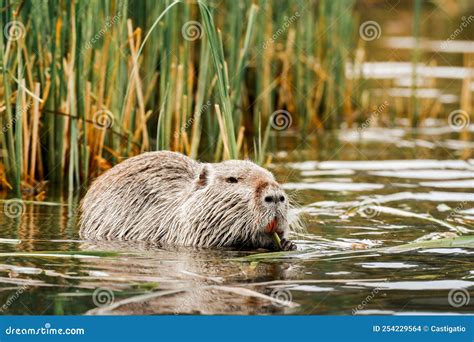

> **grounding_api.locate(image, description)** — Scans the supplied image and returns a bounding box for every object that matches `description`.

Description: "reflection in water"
[79,242,296,315]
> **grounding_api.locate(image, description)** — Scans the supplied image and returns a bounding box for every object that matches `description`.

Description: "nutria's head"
[189,159,290,249]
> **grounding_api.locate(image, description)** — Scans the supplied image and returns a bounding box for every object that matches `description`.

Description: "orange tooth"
[265,218,278,234]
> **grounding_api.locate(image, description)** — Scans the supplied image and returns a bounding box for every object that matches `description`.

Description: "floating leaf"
[235,235,474,262]
[383,235,474,253]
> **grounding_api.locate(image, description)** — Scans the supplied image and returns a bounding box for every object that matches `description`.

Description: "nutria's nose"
[256,181,286,205]
[264,195,285,203]
[261,186,286,205]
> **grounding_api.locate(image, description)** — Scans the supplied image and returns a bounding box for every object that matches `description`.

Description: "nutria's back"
[79,151,297,250]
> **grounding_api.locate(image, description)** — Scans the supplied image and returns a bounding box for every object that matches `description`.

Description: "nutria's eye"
[279,196,285,202]
[226,177,238,184]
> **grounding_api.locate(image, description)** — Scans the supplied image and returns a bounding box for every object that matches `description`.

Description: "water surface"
[0,126,473,315]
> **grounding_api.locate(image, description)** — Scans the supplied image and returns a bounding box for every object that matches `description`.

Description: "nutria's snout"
[255,182,290,243]
[79,151,299,251]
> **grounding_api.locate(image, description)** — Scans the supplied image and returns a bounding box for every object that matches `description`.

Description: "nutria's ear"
[195,165,209,189]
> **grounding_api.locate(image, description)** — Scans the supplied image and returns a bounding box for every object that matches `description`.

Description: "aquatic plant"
[14,0,471,196]
[0,0,360,195]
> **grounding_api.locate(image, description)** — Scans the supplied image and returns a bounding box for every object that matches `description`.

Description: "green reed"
[0,0,357,195]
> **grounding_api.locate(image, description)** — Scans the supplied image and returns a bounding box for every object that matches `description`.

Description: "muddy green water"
[0,126,473,315]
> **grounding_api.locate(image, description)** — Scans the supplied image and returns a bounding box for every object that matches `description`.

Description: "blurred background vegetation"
[0,0,472,198]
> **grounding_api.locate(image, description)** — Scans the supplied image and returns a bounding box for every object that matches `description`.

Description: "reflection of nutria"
[79,151,299,250]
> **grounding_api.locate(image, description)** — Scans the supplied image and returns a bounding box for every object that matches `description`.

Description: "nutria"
[79,151,298,250]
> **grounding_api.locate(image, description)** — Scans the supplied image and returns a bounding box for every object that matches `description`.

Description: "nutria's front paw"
[280,238,297,251]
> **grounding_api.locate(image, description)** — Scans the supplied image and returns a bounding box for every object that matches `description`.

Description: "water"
[0,125,473,315]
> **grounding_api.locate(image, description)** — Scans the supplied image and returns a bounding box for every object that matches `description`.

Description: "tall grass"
[0,0,358,196]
